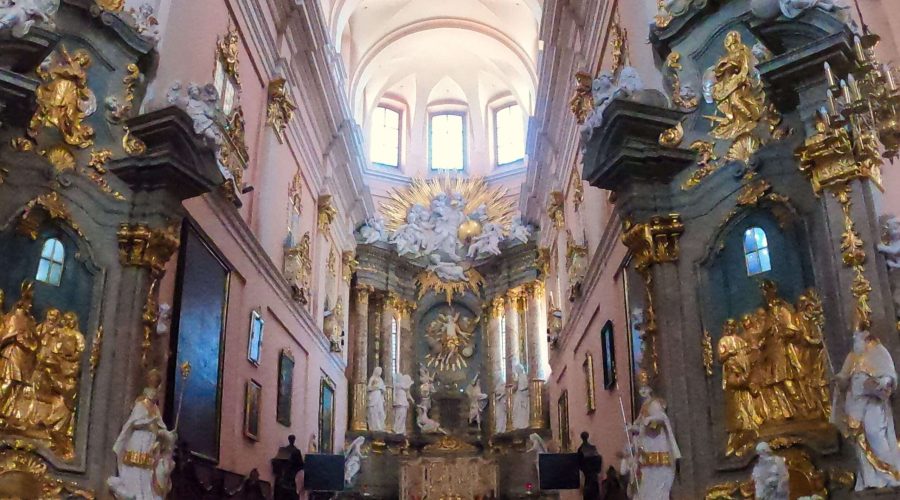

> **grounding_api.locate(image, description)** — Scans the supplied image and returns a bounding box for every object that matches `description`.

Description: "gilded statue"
[569,72,594,125]
[29,46,96,149]
[706,31,765,140]
[424,311,477,372]
[717,281,832,456]
[0,282,85,459]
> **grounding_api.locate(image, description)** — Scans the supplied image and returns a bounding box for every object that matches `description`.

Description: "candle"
[886,63,897,91]
[848,74,862,101]
[854,35,866,62]
[841,79,853,103]
[824,62,836,88]
[827,89,837,116]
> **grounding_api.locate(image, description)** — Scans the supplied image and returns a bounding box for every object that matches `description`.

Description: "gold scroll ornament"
[0,282,86,460]
[716,281,832,457]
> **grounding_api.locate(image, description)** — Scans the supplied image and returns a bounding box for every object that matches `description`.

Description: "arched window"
[371,105,402,167]
[494,103,525,165]
[391,316,400,376]
[429,113,465,170]
[36,238,65,286]
[743,227,771,276]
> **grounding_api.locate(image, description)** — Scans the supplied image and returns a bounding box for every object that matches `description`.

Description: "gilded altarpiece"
[582,2,898,497]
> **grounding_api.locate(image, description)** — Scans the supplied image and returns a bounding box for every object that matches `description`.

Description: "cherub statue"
[878,215,900,269]
[508,217,532,245]
[344,436,365,486]
[0,0,58,37]
[156,303,172,335]
[427,254,468,282]
[166,81,223,147]
[358,217,385,245]
[467,222,503,259]
[752,442,789,500]
[391,204,428,257]
[780,0,842,19]
[125,3,160,44]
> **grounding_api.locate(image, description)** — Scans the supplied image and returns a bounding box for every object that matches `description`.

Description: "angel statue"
[425,312,476,372]
[344,436,365,486]
[391,204,429,258]
[166,82,224,147]
[467,222,503,259]
[358,217,386,245]
[0,0,58,37]
[878,215,900,269]
[465,376,488,430]
[508,217,532,245]
[418,366,435,411]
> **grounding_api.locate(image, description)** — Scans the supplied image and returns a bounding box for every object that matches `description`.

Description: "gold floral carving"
[0,283,87,460]
[659,122,684,147]
[327,248,337,276]
[609,12,629,75]
[654,0,673,29]
[702,329,713,377]
[724,133,762,164]
[284,232,312,305]
[566,231,587,301]
[317,195,337,231]
[83,149,125,200]
[705,480,754,500]
[218,106,250,196]
[423,435,478,453]
[833,185,872,328]
[117,224,180,366]
[736,179,772,207]
[416,268,484,304]
[89,325,103,378]
[0,446,94,498]
[95,0,124,11]
[665,52,698,109]
[216,26,241,86]
[583,353,596,413]
[40,145,75,172]
[621,215,684,379]
[716,282,833,457]
[266,78,296,143]
[529,378,545,429]
[29,47,95,149]
[681,140,719,190]
[289,170,303,213]
[536,247,552,277]
[107,64,141,123]
[569,72,593,125]
[547,191,565,230]
[122,126,147,156]
[570,167,583,212]
[10,137,35,152]
[341,251,357,284]
[17,193,85,241]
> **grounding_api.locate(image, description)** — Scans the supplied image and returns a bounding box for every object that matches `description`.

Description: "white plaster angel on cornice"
[0,0,58,37]
[580,67,644,144]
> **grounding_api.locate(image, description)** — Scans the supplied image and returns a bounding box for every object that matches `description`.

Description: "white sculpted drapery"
[345,436,365,486]
[632,386,681,500]
[466,377,488,430]
[108,371,176,500]
[833,330,900,490]
[367,367,387,432]
[512,364,530,429]
[393,373,414,434]
[494,380,508,434]
[752,442,790,500]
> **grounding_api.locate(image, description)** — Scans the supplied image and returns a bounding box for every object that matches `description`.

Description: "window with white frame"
[371,106,402,167]
[36,238,65,286]
[430,113,465,170]
[743,227,772,276]
[494,103,525,165]
[391,316,400,376]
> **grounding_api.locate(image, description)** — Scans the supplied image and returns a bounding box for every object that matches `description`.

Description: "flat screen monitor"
[538,453,581,490]
[303,454,345,492]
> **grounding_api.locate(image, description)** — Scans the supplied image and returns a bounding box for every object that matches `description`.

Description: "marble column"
[504,287,524,385]
[488,296,504,435]
[381,293,397,428]
[524,281,546,380]
[397,299,415,433]
[351,284,373,432]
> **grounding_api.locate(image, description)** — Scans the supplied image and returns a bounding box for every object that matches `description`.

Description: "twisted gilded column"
[351,284,373,432]
[504,287,524,384]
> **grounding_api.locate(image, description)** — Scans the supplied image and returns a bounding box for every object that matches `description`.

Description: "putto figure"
[752,442,789,500]
[833,328,900,490]
[0,0,58,37]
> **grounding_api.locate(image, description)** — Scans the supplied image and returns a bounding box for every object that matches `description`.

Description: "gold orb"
[457,219,482,241]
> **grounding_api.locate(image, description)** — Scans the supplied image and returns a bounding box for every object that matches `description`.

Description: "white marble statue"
[617,67,645,97]
[582,67,645,142]
[359,217,386,245]
[878,216,900,269]
[125,3,160,44]
[419,366,435,411]
[753,442,790,500]
[508,217,531,245]
[466,376,489,430]
[108,369,176,500]
[155,303,172,335]
[166,82,224,147]
[0,0,57,37]
[366,367,387,432]
[833,329,900,490]
[392,373,414,434]
[632,385,681,500]
[512,364,530,430]
[344,436,365,486]
[427,253,468,282]
[494,379,508,434]
[416,404,448,434]
[469,204,488,223]
[424,193,466,261]
[467,222,503,259]
[780,0,839,19]
[527,433,548,454]
[391,204,430,257]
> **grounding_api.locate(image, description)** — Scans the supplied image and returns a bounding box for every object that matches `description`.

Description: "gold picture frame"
[583,352,597,414]
[557,390,571,451]
[244,379,261,441]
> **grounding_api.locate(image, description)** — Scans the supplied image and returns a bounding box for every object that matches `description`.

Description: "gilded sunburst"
[380,176,515,232]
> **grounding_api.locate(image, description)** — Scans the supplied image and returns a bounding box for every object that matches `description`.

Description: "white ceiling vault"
[319,0,542,184]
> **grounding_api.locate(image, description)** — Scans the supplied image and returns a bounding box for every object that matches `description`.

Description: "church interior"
[2,0,900,499]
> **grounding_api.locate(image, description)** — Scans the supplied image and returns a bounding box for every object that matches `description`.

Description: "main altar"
[342,177,554,498]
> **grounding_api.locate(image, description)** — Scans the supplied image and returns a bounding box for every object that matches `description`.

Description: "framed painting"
[244,379,261,441]
[318,376,335,454]
[583,352,597,413]
[557,390,571,451]
[601,320,617,390]
[248,309,264,365]
[276,349,294,426]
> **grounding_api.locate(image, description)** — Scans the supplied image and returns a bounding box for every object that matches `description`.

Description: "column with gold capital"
[504,287,524,385]
[524,281,547,429]
[351,284,373,432]
[381,293,397,427]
